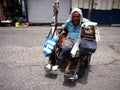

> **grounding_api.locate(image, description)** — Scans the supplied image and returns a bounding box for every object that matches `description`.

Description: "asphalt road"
[0,26,120,90]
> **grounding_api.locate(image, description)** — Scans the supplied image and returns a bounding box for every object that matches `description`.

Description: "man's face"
[72,11,80,26]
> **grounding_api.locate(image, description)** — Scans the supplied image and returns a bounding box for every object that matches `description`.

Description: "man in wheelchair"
[45,8,98,79]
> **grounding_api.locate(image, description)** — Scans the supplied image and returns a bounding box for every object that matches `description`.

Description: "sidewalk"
[0,26,51,31]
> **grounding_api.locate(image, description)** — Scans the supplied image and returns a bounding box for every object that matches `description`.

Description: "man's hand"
[57,27,64,34]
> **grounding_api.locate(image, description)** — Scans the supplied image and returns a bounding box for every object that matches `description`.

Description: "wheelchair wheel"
[78,63,85,78]
[54,45,67,65]
[84,55,91,69]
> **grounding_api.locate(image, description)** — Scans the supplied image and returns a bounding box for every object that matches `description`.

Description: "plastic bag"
[43,28,59,57]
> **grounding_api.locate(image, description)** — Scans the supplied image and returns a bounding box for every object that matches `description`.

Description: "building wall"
[1,0,119,25]
[27,0,70,23]
[71,0,120,25]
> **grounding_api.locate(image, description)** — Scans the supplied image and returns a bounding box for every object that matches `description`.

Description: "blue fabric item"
[62,18,89,41]
[43,35,59,57]
[79,48,92,56]
[61,46,70,59]
[80,38,97,53]
[61,46,77,62]
[62,20,80,41]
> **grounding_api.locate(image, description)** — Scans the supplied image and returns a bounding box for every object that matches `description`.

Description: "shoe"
[69,73,78,80]
[64,70,72,78]
[44,64,52,71]
[64,70,78,80]
[44,64,59,72]
[52,65,59,71]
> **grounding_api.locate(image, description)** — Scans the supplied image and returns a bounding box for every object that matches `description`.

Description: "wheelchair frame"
[48,31,91,79]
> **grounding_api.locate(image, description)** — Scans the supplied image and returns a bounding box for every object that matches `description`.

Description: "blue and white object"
[43,26,59,57]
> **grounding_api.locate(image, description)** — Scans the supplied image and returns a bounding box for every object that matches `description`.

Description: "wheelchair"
[44,28,92,80]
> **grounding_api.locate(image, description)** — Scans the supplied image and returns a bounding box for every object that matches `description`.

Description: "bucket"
[15,22,19,27]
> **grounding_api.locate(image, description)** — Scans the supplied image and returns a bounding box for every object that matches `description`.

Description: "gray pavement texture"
[0,26,120,90]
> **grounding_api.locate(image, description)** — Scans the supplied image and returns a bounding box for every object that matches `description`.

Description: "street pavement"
[0,26,120,90]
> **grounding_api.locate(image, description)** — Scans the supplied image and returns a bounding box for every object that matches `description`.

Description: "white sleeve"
[95,27,101,42]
